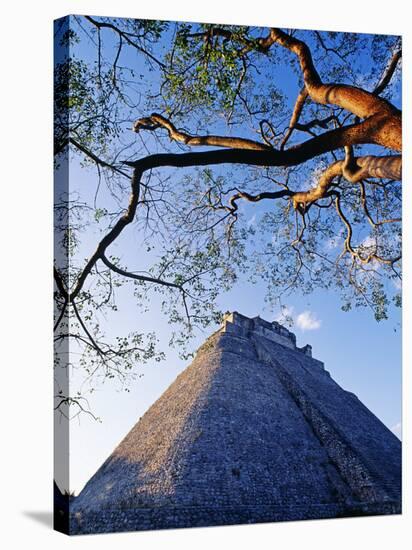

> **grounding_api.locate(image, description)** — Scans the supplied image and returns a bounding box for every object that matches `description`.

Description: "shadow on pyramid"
[68,312,401,535]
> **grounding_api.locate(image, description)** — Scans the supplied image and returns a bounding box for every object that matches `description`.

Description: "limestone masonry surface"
[68,312,401,535]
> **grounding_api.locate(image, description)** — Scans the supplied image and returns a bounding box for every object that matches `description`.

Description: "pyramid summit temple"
[68,312,401,534]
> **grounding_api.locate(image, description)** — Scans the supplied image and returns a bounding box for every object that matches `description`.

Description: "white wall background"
[0,0,410,548]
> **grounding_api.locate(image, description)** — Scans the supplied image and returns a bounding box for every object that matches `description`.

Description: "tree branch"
[280,87,308,149]
[358,180,401,228]
[100,254,184,290]
[292,153,401,209]
[85,16,167,70]
[227,189,292,214]
[374,47,402,96]
[126,115,399,172]
[55,28,403,305]
[270,28,401,151]
[100,254,191,324]
[133,113,272,151]
[68,137,131,179]
[54,266,68,300]
[69,169,142,301]
[334,193,400,266]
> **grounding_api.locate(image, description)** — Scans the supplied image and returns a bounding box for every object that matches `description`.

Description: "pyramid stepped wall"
[70,312,401,534]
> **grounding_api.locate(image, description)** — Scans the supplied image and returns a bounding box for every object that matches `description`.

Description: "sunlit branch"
[133,113,271,151]
[280,88,308,150]
[292,152,401,209]
[270,28,401,151]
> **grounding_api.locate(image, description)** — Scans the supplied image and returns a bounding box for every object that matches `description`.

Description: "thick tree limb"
[180,26,401,152]
[292,152,401,208]
[270,28,401,151]
[59,26,403,304]
[133,113,272,151]
[137,27,402,155]
[127,115,398,171]
[67,122,400,302]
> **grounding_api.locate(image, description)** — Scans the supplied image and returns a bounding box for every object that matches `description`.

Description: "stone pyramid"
[70,312,401,534]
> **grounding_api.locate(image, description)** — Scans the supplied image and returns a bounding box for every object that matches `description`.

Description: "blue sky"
[67,159,401,494]
[55,17,402,493]
[68,257,401,493]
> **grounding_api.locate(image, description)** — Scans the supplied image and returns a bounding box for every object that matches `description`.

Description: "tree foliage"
[54,17,402,419]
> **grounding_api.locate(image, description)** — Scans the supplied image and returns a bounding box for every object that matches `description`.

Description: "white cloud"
[391,422,402,440]
[273,306,321,332]
[296,310,321,331]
